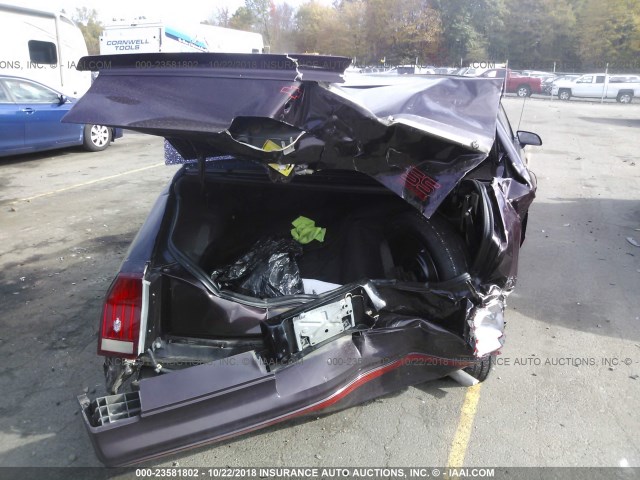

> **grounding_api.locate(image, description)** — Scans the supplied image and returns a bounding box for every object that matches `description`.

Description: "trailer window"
[28,40,58,65]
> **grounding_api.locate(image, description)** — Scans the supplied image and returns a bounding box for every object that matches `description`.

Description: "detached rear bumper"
[79,321,475,467]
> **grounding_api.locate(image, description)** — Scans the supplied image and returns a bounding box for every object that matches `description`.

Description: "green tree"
[359,0,442,65]
[270,2,296,52]
[502,0,577,70]
[388,0,442,65]
[576,0,640,70]
[291,0,442,65]
[73,7,102,55]
[229,6,256,31]
[294,1,339,53]
[335,0,367,62]
[432,0,506,65]
[246,0,273,46]
[362,0,395,63]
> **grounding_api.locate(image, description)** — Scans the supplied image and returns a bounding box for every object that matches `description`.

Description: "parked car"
[64,52,539,466]
[520,70,554,79]
[519,70,539,76]
[395,65,435,74]
[542,74,579,95]
[529,72,556,91]
[479,68,543,97]
[361,66,391,74]
[541,75,557,94]
[0,75,122,157]
[454,66,478,76]
[434,67,458,75]
[552,73,640,103]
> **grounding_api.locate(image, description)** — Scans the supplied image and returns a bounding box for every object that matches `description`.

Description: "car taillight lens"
[98,273,143,359]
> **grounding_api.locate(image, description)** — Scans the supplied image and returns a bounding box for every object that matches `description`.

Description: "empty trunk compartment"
[170,171,418,289]
[160,167,470,339]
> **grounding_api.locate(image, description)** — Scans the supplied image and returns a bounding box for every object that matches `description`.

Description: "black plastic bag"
[212,237,304,298]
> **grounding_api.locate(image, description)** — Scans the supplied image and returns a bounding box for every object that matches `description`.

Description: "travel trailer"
[0,3,92,96]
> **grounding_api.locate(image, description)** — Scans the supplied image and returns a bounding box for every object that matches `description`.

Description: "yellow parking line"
[12,163,164,204]
[446,383,482,468]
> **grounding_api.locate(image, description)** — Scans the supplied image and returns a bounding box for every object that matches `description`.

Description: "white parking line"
[12,163,164,204]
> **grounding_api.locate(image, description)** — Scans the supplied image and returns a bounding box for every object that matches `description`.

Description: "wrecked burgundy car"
[63,53,539,466]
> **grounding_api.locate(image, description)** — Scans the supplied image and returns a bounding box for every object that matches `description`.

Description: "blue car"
[0,75,122,157]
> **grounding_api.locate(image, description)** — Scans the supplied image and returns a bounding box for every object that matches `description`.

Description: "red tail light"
[98,273,143,358]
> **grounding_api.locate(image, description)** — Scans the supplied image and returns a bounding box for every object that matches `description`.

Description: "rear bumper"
[79,321,476,466]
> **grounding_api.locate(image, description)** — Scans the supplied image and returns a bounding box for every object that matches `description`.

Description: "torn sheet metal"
[376,279,509,359]
[63,53,503,218]
[259,277,509,362]
[467,293,506,358]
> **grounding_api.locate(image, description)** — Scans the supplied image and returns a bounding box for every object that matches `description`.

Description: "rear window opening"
[227,117,305,152]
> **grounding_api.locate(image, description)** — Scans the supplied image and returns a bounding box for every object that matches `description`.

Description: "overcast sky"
[6,0,303,25]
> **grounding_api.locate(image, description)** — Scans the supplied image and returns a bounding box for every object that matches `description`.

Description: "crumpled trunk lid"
[63,53,503,217]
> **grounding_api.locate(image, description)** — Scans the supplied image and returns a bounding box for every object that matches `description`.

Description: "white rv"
[100,18,265,55]
[0,3,92,96]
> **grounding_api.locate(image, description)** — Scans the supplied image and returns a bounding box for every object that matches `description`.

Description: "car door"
[0,79,26,155]
[593,75,606,98]
[2,78,82,151]
[481,69,506,79]
[572,75,595,97]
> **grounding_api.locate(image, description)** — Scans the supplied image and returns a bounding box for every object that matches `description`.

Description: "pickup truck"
[552,73,640,103]
[479,68,543,97]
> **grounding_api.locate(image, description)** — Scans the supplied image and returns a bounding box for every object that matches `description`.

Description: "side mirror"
[517,131,542,147]
[57,94,67,105]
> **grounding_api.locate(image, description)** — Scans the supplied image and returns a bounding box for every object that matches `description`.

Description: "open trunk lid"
[63,53,503,217]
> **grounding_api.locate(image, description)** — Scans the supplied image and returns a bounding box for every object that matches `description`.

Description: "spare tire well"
[383,212,468,282]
